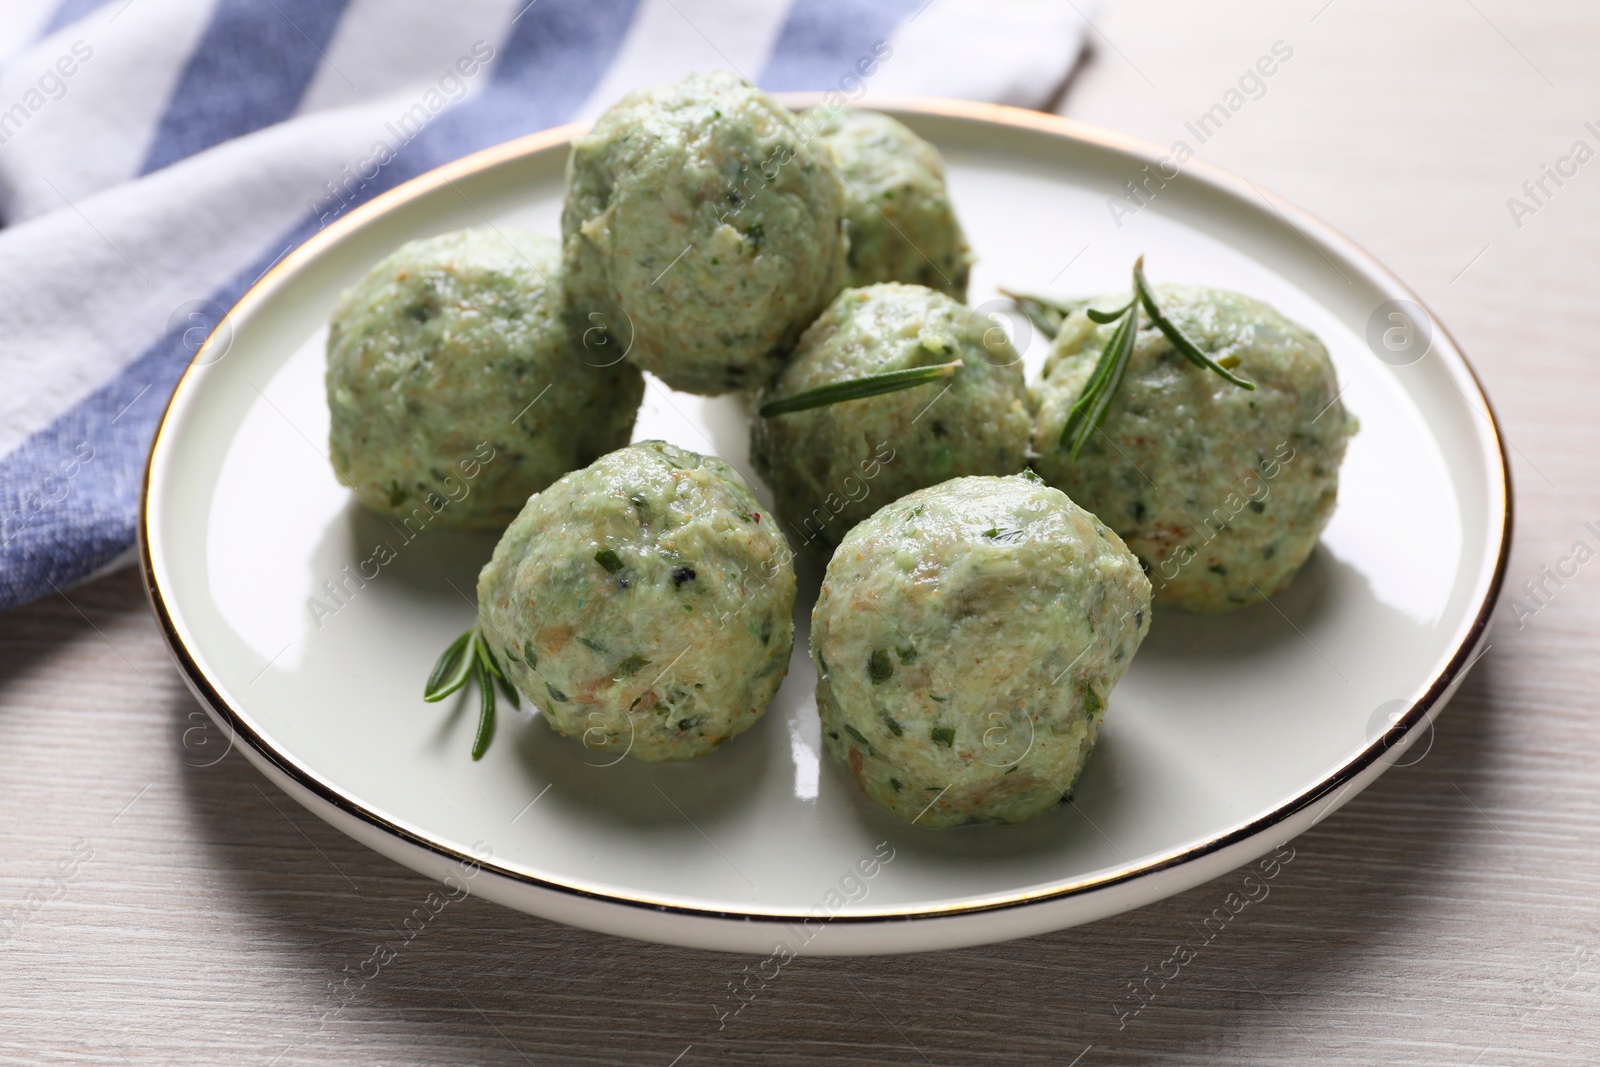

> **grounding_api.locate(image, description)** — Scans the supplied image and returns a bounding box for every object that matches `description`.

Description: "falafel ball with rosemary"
[1030,278,1357,613]
[751,283,1033,552]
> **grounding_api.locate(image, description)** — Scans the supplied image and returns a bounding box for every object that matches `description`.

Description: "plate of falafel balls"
[141,72,1510,954]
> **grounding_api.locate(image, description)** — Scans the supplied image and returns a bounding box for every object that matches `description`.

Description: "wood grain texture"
[3,1,1597,1062]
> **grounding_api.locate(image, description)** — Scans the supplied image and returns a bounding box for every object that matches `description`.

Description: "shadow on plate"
[1136,543,1338,662]
[506,699,775,829]
[339,503,500,602]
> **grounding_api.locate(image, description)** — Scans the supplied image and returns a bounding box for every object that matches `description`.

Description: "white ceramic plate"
[140,100,1509,956]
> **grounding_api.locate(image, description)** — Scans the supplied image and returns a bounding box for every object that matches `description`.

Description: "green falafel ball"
[813,108,973,299]
[476,441,796,762]
[814,474,1151,827]
[326,228,644,530]
[562,70,849,396]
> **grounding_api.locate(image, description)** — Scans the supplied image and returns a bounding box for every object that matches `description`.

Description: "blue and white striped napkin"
[0,0,1094,612]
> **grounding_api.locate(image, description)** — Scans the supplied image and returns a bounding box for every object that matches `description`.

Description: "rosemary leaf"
[1044,255,1257,460]
[1060,298,1139,457]
[494,671,521,710]
[1085,298,1135,325]
[475,633,506,681]
[471,657,495,761]
[999,290,1086,339]
[481,634,521,710]
[424,628,475,702]
[1001,292,1063,338]
[758,360,962,417]
[423,626,517,758]
[1133,257,1256,390]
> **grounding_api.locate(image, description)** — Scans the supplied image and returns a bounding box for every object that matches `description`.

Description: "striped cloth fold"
[0,0,1094,612]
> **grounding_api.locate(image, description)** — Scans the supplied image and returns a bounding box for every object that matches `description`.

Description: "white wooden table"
[4,1,1597,1062]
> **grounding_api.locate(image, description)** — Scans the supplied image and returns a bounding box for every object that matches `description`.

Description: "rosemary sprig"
[758,360,962,417]
[1060,292,1140,458]
[425,629,474,699]
[998,290,1086,339]
[425,627,518,760]
[1053,256,1256,458]
[1131,259,1255,389]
